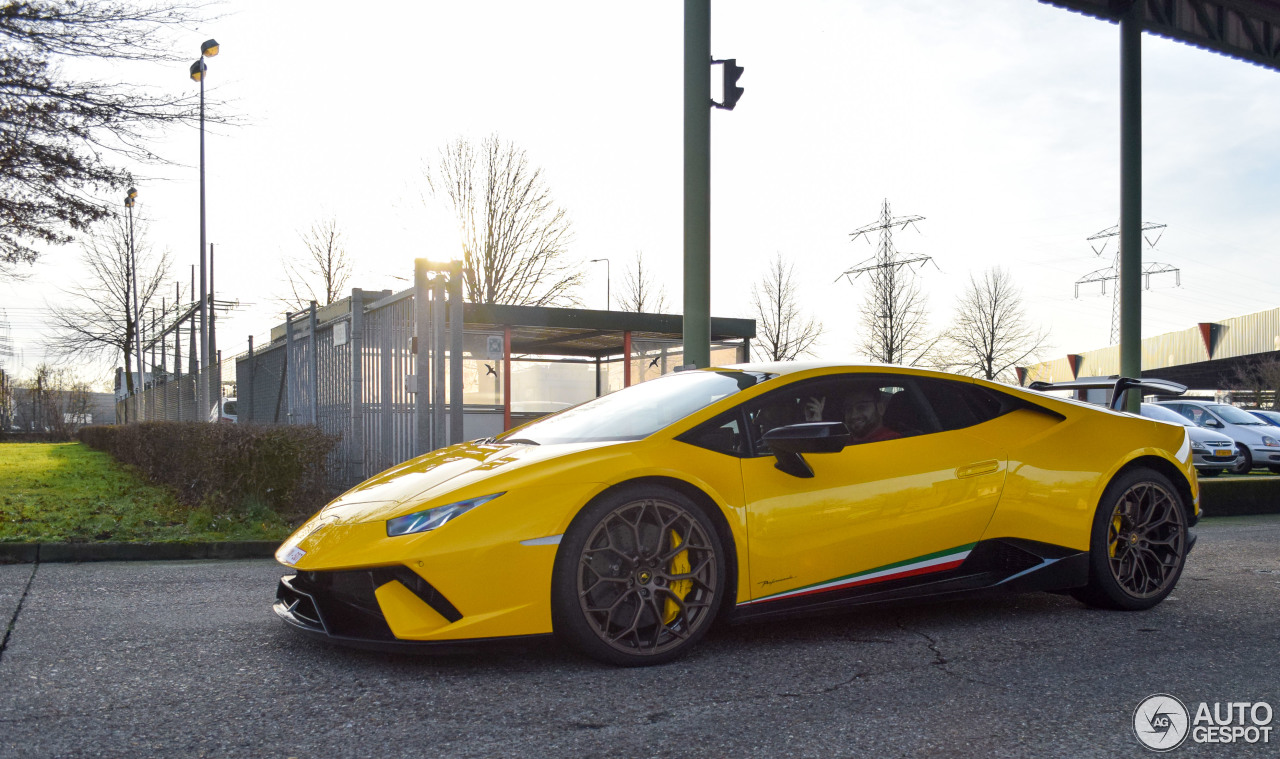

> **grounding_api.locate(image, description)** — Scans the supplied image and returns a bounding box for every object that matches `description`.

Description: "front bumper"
[1192,450,1239,471]
[274,570,549,653]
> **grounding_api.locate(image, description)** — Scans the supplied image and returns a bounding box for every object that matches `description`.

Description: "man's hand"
[803,396,825,422]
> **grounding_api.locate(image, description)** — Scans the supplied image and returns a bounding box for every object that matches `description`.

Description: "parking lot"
[2,515,1278,758]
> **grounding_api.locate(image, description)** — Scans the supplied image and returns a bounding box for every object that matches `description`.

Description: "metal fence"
[115,363,222,425]
[237,288,422,489]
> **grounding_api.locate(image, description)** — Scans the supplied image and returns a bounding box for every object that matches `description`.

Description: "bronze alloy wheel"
[1105,481,1186,599]
[575,497,719,657]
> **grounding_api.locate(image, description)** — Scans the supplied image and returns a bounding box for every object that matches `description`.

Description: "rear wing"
[1026,376,1187,411]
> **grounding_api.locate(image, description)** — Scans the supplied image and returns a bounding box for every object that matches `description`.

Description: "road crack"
[0,557,39,665]
[895,618,1004,690]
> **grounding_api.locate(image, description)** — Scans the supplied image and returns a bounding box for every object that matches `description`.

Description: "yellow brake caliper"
[1109,510,1123,558]
[664,530,692,624]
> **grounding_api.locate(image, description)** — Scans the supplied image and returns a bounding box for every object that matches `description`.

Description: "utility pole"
[683,0,711,369]
[682,3,747,369]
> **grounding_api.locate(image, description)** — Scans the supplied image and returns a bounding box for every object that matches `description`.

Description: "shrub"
[77,422,337,517]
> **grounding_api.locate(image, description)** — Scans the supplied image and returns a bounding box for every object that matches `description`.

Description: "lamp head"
[189,59,205,82]
[201,39,219,57]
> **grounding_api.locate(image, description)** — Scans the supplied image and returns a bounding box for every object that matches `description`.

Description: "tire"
[551,484,726,666]
[1071,467,1189,611]
[1233,445,1253,474]
[1197,468,1221,478]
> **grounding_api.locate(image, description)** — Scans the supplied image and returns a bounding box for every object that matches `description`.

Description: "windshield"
[497,369,776,445]
[1207,404,1266,425]
[1142,404,1190,426]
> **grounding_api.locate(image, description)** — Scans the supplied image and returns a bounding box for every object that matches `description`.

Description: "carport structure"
[1036,0,1280,404]
[463,302,754,432]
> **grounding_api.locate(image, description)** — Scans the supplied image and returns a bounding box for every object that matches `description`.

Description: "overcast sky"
[4,0,1280,386]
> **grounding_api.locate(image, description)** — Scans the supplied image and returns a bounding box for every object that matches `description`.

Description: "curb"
[0,540,279,564]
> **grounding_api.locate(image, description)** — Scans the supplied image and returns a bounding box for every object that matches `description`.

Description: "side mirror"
[762,422,850,478]
[1204,419,1224,428]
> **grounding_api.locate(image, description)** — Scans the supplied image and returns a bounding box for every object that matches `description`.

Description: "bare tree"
[617,251,669,313]
[279,217,353,310]
[1230,357,1280,409]
[12,363,92,436]
[941,266,1049,382]
[426,134,580,306]
[0,1,219,275]
[44,215,171,395]
[857,258,936,366]
[752,253,824,361]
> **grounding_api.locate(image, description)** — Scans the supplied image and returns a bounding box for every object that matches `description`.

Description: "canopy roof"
[1042,0,1280,71]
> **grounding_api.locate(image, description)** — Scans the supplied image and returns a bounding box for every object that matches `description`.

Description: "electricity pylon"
[838,199,933,283]
[1074,222,1179,345]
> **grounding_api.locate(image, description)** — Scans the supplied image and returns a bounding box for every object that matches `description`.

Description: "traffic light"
[712,58,745,110]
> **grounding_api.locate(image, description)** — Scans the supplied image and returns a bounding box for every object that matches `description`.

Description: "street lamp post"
[589,258,611,310]
[190,38,218,419]
[125,188,142,414]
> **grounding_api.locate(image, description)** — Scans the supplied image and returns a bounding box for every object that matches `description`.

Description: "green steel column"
[683,0,711,369]
[1120,4,1142,411]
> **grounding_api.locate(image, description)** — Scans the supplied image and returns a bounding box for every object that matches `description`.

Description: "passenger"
[843,385,901,443]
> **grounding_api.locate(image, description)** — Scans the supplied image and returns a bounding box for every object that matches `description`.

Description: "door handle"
[956,460,999,479]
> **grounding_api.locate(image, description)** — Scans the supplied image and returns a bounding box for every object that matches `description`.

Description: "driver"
[843,385,900,444]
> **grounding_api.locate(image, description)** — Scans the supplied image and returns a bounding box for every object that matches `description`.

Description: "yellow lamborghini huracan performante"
[274,363,1199,666]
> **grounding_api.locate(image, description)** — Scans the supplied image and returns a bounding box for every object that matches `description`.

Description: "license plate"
[1213,450,1233,457]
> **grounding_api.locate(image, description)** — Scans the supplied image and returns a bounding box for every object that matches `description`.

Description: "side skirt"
[728,538,1089,625]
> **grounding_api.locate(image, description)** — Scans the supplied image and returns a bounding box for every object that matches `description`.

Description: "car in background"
[1140,403,1239,477]
[1247,408,1280,432]
[211,397,237,423]
[1155,399,1280,474]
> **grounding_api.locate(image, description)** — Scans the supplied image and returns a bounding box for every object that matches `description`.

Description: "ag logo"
[1134,694,1190,751]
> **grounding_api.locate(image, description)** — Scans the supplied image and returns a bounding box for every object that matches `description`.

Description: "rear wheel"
[1071,468,1188,611]
[551,485,725,666]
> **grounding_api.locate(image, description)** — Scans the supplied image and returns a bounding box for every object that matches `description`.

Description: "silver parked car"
[1140,403,1239,477]
[1155,399,1280,474]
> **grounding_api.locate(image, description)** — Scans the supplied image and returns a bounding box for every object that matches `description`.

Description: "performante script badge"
[1134,694,1190,751]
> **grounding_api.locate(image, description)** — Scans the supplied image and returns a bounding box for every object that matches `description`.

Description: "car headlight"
[385,493,504,537]
[1190,443,1208,453]
[1263,437,1280,447]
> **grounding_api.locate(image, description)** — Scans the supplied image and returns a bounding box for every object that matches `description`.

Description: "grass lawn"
[0,442,293,543]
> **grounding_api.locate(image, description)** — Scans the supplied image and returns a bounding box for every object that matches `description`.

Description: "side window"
[916,378,1009,431]
[745,375,939,454]
[679,411,746,456]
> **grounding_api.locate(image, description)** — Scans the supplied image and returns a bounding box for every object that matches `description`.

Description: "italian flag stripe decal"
[740,543,976,606]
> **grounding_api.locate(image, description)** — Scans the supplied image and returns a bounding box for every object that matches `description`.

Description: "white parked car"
[1155,399,1280,474]
[1140,403,1239,477]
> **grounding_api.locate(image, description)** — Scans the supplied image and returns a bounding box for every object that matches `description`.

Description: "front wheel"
[551,485,726,666]
[1071,468,1188,611]
[1233,445,1253,474]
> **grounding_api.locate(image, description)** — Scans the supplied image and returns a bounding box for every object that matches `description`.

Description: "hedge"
[77,422,337,516]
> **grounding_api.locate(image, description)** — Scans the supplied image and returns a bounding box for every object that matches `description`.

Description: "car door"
[740,373,1008,605]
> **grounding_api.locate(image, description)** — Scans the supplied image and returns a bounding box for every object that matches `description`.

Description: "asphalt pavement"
[1,516,1278,758]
